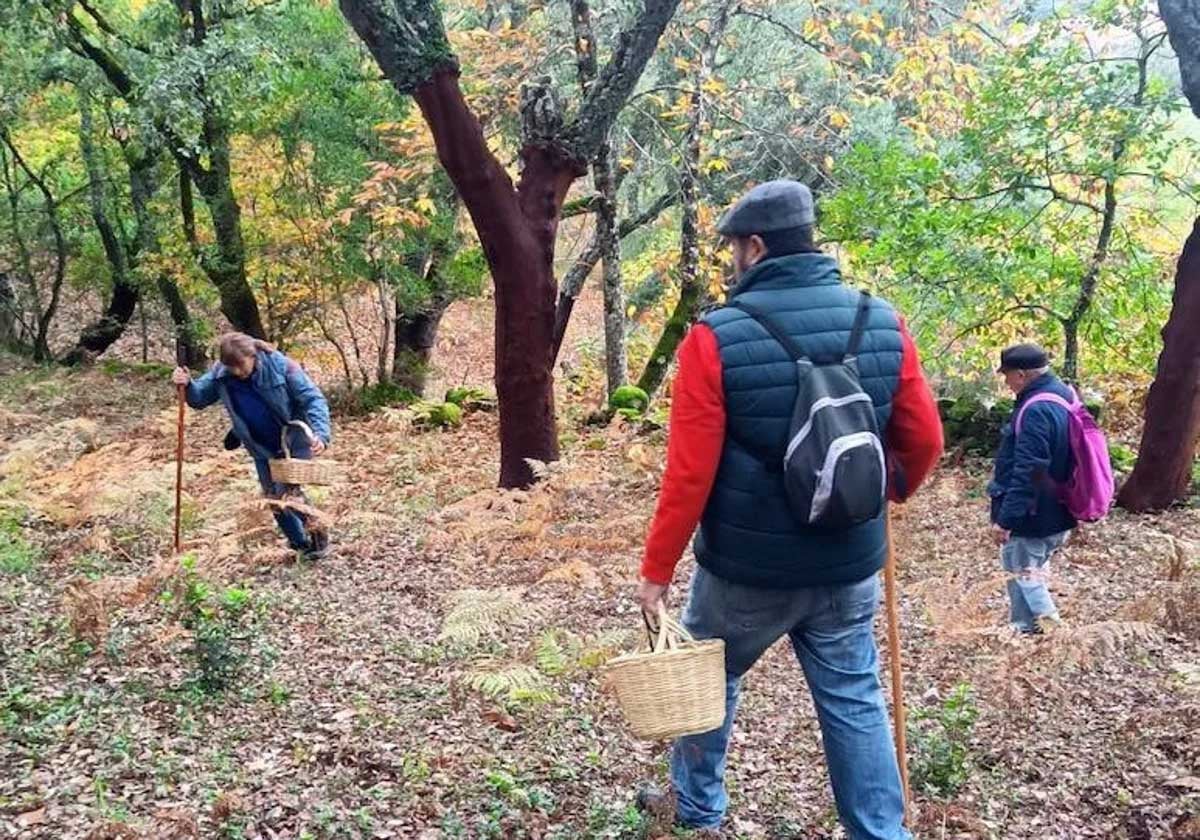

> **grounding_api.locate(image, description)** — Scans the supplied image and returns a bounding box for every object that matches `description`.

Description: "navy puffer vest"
[695,253,904,588]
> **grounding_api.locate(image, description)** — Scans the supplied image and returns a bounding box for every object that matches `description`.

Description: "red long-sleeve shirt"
[641,318,943,585]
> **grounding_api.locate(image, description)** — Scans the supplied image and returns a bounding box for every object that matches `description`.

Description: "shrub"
[909,683,978,799]
[445,386,495,412]
[0,511,37,576]
[412,401,463,429]
[167,557,257,693]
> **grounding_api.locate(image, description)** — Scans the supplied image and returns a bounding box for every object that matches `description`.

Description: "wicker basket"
[604,604,726,740]
[268,421,341,486]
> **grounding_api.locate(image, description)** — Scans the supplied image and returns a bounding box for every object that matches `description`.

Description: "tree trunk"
[376,274,393,384]
[64,92,139,365]
[191,157,265,338]
[394,298,450,395]
[407,70,567,487]
[125,151,203,368]
[1,130,68,362]
[0,272,17,349]
[636,114,703,398]
[570,0,626,396]
[0,145,37,348]
[1117,216,1200,511]
[595,145,627,395]
[1159,0,1200,117]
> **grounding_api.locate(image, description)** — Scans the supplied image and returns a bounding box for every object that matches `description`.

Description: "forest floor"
[2,300,1199,840]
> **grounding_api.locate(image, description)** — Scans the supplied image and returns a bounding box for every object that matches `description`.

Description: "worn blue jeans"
[1001,532,1067,632]
[253,454,313,552]
[670,567,911,840]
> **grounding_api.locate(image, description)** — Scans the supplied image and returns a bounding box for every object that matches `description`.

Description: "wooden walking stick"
[173,340,187,554]
[883,507,912,814]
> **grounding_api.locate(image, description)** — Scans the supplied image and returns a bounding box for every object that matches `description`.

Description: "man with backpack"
[635,180,943,839]
[989,343,1113,634]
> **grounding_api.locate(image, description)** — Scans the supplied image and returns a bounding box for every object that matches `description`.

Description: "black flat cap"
[717,180,816,236]
[998,343,1049,372]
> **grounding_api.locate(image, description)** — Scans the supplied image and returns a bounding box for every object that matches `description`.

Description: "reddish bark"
[1117,216,1200,511]
[413,71,577,486]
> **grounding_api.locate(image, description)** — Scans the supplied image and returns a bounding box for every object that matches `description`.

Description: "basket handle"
[644,602,694,653]
[279,420,318,459]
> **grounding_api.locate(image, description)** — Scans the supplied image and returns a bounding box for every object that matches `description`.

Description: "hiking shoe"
[635,784,676,826]
[300,527,330,561]
[1036,613,1066,634]
[635,783,723,836]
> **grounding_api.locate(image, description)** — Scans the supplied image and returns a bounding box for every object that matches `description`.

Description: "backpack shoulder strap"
[1014,392,1073,436]
[730,300,808,362]
[844,291,872,360]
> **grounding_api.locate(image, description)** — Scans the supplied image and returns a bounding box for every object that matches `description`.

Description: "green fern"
[438,588,528,647]
[535,631,568,676]
[466,663,553,704]
[576,630,631,669]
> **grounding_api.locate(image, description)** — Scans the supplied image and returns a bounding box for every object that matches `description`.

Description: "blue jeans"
[1001,532,1067,632]
[670,566,911,840]
[253,455,313,552]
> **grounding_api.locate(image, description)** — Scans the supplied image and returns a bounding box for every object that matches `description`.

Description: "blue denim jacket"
[988,372,1076,537]
[185,350,331,461]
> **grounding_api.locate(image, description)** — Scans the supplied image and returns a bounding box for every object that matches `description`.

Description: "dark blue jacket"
[185,350,331,461]
[695,253,904,589]
[989,373,1076,537]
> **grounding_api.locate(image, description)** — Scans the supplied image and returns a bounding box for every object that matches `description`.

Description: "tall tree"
[637,0,735,399]
[339,0,683,487]
[570,0,627,398]
[1117,0,1200,511]
[58,0,266,337]
[62,89,140,364]
[0,127,69,362]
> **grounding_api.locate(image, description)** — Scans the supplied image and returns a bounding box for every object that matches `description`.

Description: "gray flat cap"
[717,180,816,236]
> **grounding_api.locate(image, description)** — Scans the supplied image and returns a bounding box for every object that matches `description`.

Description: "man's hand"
[636,578,669,616]
[172,366,190,387]
[991,524,1011,545]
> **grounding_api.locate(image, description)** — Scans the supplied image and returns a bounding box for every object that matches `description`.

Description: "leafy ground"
[2,307,1199,840]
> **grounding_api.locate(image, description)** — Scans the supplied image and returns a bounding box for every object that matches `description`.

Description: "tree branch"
[562,0,684,163]
[337,0,458,94]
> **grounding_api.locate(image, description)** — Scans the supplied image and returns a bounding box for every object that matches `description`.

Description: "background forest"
[1,0,1199,837]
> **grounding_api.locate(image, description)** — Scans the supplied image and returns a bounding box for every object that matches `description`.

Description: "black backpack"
[731,292,886,530]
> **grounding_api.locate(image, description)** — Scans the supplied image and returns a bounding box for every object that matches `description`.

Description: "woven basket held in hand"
[268,421,341,486]
[604,604,726,740]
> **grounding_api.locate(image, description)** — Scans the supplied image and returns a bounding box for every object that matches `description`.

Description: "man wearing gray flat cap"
[635,180,942,838]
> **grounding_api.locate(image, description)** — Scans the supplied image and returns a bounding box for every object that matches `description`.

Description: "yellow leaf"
[828,109,851,130]
[861,52,874,69]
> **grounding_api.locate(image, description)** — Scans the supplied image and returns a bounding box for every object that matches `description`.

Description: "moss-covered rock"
[608,385,650,415]
[937,396,1012,454]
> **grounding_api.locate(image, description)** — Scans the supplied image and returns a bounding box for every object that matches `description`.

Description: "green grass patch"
[99,359,176,379]
[0,510,37,576]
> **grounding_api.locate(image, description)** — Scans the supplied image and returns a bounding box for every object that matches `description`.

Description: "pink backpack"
[1015,388,1114,522]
